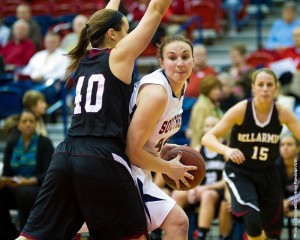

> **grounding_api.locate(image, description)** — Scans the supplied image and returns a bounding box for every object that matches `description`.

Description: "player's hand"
[160,143,184,159]
[167,151,197,190]
[224,148,245,164]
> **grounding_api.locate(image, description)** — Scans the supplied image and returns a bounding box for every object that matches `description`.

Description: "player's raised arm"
[105,0,120,10]
[110,0,173,83]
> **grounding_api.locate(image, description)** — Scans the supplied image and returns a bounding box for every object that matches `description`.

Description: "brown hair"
[200,75,222,96]
[251,68,279,85]
[231,43,247,56]
[157,34,193,59]
[22,90,45,110]
[65,9,124,79]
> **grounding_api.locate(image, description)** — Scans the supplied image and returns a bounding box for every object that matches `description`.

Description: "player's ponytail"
[65,24,89,82]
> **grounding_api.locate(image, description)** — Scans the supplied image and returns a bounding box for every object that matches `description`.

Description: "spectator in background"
[4,90,48,141]
[265,1,300,51]
[276,134,300,217]
[0,14,10,48]
[218,72,239,113]
[163,0,191,35]
[127,0,190,45]
[221,43,254,100]
[172,116,232,240]
[187,75,223,147]
[0,19,36,72]
[0,110,54,240]
[281,26,300,69]
[127,0,166,45]
[222,0,243,37]
[22,90,48,137]
[16,3,42,50]
[187,116,232,240]
[21,31,69,83]
[185,44,216,98]
[60,15,88,53]
[271,27,300,102]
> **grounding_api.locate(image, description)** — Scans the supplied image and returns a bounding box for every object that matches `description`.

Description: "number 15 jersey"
[229,99,282,169]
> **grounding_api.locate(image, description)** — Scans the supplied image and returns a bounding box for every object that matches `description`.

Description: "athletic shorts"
[131,166,176,232]
[21,137,148,240]
[223,162,283,237]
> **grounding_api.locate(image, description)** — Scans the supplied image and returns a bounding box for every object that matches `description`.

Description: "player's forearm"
[105,0,120,10]
[128,147,170,174]
[202,133,229,156]
[148,0,173,17]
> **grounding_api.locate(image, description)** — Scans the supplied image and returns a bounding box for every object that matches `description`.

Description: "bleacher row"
[0,0,253,42]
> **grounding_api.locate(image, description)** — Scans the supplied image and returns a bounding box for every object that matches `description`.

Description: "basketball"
[162,146,206,191]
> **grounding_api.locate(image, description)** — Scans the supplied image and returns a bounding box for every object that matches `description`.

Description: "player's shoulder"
[275,102,295,124]
[224,100,248,124]
[227,99,247,115]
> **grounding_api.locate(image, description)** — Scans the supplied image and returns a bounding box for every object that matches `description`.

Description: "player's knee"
[243,211,262,237]
[163,206,189,234]
[201,190,218,203]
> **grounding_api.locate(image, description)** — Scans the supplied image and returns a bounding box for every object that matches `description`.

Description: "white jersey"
[130,69,184,156]
[129,69,185,232]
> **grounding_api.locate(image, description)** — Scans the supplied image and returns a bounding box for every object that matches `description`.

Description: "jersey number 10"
[74,74,105,114]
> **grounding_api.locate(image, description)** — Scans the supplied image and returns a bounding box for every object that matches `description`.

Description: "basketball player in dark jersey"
[17,0,174,239]
[202,68,300,240]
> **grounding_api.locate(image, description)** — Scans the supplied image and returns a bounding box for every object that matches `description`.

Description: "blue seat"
[0,86,23,119]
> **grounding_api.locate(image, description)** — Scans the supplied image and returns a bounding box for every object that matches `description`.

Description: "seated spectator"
[270,27,300,102]
[127,0,190,45]
[127,0,166,45]
[218,72,239,113]
[164,0,191,35]
[21,31,69,83]
[5,90,48,140]
[185,44,216,98]
[170,116,232,240]
[16,3,42,50]
[265,1,300,51]
[0,14,10,48]
[276,134,300,217]
[221,43,254,100]
[0,19,36,72]
[187,75,223,147]
[280,26,300,70]
[22,90,48,137]
[0,110,54,240]
[60,14,88,52]
[222,0,243,36]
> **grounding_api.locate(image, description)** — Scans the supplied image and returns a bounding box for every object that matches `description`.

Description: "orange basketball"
[162,146,206,191]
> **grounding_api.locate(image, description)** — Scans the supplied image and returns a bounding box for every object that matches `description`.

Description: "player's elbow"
[125,142,142,167]
[201,133,210,147]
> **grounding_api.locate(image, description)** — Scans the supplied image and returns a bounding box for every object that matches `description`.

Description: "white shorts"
[131,166,176,232]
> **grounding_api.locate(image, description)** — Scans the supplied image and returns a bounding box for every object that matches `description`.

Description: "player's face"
[252,71,278,101]
[280,136,298,160]
[159,41,194,85]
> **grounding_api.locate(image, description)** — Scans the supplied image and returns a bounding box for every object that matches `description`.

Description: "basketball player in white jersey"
[127,34,196,239]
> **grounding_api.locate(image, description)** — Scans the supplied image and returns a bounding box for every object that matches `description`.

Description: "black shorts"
[21,137,148,240]
[223,162,283,237]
